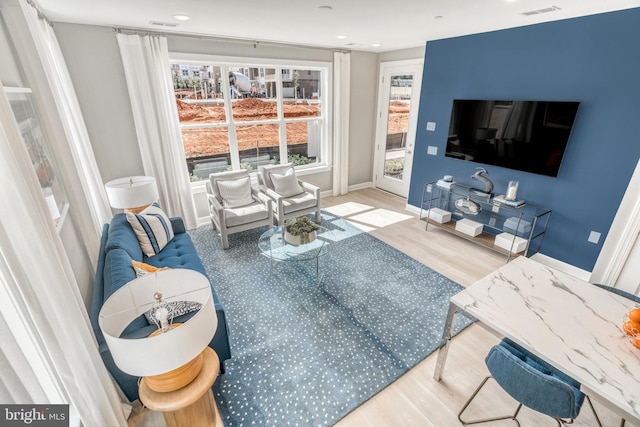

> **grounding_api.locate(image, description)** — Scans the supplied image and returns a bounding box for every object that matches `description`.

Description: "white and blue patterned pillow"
[126,202,174,257]
[144,300,202,325]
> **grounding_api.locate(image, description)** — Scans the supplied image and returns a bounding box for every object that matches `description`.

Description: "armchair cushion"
[224,199,271,227]
[216,175,254,208]
[260,163,296,190]
[270,168,304,197]
[281,191,318,215]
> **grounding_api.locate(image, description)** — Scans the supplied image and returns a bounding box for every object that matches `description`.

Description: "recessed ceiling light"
[318,5,333,11]
[172,14,190,21]
[371,43,382,47]
[336,34,348,39]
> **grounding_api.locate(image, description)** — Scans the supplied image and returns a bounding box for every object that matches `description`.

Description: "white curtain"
[0,86,126,426]
[19,0,113,268]
[116,33,198,229]
[333,51,351,196]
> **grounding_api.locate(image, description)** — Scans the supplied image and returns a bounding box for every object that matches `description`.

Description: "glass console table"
[420,181,551,261]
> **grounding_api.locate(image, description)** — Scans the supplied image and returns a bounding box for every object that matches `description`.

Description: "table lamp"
[98,269,217,393]
[105,176,159,213]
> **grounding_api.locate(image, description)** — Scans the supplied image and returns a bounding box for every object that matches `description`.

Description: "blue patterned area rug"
[188,211,471,427]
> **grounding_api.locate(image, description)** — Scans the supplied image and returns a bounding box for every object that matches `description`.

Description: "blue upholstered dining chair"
[458,338,602,427]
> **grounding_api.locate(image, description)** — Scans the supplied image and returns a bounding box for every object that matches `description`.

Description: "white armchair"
[206,170,273,249]
[257,164,321,226]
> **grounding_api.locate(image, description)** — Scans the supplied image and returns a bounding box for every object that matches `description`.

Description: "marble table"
[434,256,640,424]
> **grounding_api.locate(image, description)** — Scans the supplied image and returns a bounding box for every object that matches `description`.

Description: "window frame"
[169,53,333,181]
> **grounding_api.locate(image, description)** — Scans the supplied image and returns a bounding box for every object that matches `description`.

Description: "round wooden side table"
[139,347,220,427]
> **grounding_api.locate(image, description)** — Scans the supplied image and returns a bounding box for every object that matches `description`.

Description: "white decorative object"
[494,232,527,253]
[455,218,483,236]
[506,180,519,200]
[426,208,452,224]
[436,179,456,190]
[504,217,532,234]
[284,230,317,245]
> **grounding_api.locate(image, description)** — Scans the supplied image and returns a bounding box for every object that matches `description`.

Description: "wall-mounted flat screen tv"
[445,100,580,177]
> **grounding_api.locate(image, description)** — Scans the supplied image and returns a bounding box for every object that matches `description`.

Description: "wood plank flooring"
[129,187,633,427]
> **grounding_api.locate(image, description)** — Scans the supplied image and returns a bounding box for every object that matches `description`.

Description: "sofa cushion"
[103,248,137,302]
[144,233,208,277]
[126,203,175,257]
[105,214,143,261]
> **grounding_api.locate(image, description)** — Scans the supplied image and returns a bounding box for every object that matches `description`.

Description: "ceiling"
[34,0,639,53]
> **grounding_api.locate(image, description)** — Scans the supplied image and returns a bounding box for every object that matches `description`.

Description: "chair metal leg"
[556,395,602,427]
[458,375,522,426]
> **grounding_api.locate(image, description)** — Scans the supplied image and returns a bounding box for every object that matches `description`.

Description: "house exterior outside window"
[170,58,330,182]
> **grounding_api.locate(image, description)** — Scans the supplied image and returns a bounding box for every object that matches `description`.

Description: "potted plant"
[284,216,320,245]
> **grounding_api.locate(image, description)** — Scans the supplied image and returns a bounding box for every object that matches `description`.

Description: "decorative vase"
[284,230,317,245]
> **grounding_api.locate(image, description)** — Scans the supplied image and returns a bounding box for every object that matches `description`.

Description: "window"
[6,88,68,228]
[170,59,329,181]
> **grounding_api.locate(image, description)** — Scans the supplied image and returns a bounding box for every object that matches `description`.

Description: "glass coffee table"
[258,226,334,281]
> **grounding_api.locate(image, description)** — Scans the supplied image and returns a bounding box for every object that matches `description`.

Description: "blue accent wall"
[410,8,640,272]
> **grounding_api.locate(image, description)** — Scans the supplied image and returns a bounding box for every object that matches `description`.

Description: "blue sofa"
[89,213,231,402]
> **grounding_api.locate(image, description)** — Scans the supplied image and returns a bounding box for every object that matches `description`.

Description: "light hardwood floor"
[129,187,633,427]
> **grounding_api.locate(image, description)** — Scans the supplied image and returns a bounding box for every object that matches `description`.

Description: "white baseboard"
[405,204,421,216]
[530,252,592,282]
[348,181,373,192]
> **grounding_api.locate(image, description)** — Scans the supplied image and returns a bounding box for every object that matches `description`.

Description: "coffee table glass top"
[258,226,333,262]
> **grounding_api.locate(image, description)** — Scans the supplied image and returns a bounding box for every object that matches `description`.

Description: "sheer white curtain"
[0,86,126,426]
[19,0,112,267]
[116,33,198,229]
[333,51,350,196]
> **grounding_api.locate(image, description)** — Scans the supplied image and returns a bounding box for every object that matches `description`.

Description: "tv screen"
[445,100,580,177]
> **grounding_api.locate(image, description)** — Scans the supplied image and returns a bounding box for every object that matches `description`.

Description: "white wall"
[348,50,378,186]
[53,24,142,183]
[0,15,24,87]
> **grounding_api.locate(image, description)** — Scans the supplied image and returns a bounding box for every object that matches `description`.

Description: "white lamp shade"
[105,176,159,209]
[98,269,217,377]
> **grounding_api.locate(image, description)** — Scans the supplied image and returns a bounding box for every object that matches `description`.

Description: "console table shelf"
[420,182,551,261]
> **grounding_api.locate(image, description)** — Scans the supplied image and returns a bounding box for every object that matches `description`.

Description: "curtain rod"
[112,26,350,54]
[26,0,53,27]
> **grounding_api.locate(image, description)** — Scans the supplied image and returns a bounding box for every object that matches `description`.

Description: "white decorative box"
[504,217,532,234]
[455,218,483,237]
[436,180,456,190]
[495,232,527,253]
[426,208,452,224]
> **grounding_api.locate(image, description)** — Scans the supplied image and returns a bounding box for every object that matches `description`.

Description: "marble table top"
[451,256,640,423]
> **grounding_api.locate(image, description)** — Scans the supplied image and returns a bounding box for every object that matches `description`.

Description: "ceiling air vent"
[149,21,180,27]
[520,5,561,16]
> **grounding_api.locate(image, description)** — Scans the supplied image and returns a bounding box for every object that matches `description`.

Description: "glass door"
[374,61,422,197]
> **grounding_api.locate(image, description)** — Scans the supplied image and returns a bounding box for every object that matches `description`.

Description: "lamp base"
[124,204,151,214]
[144,351,204,393]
